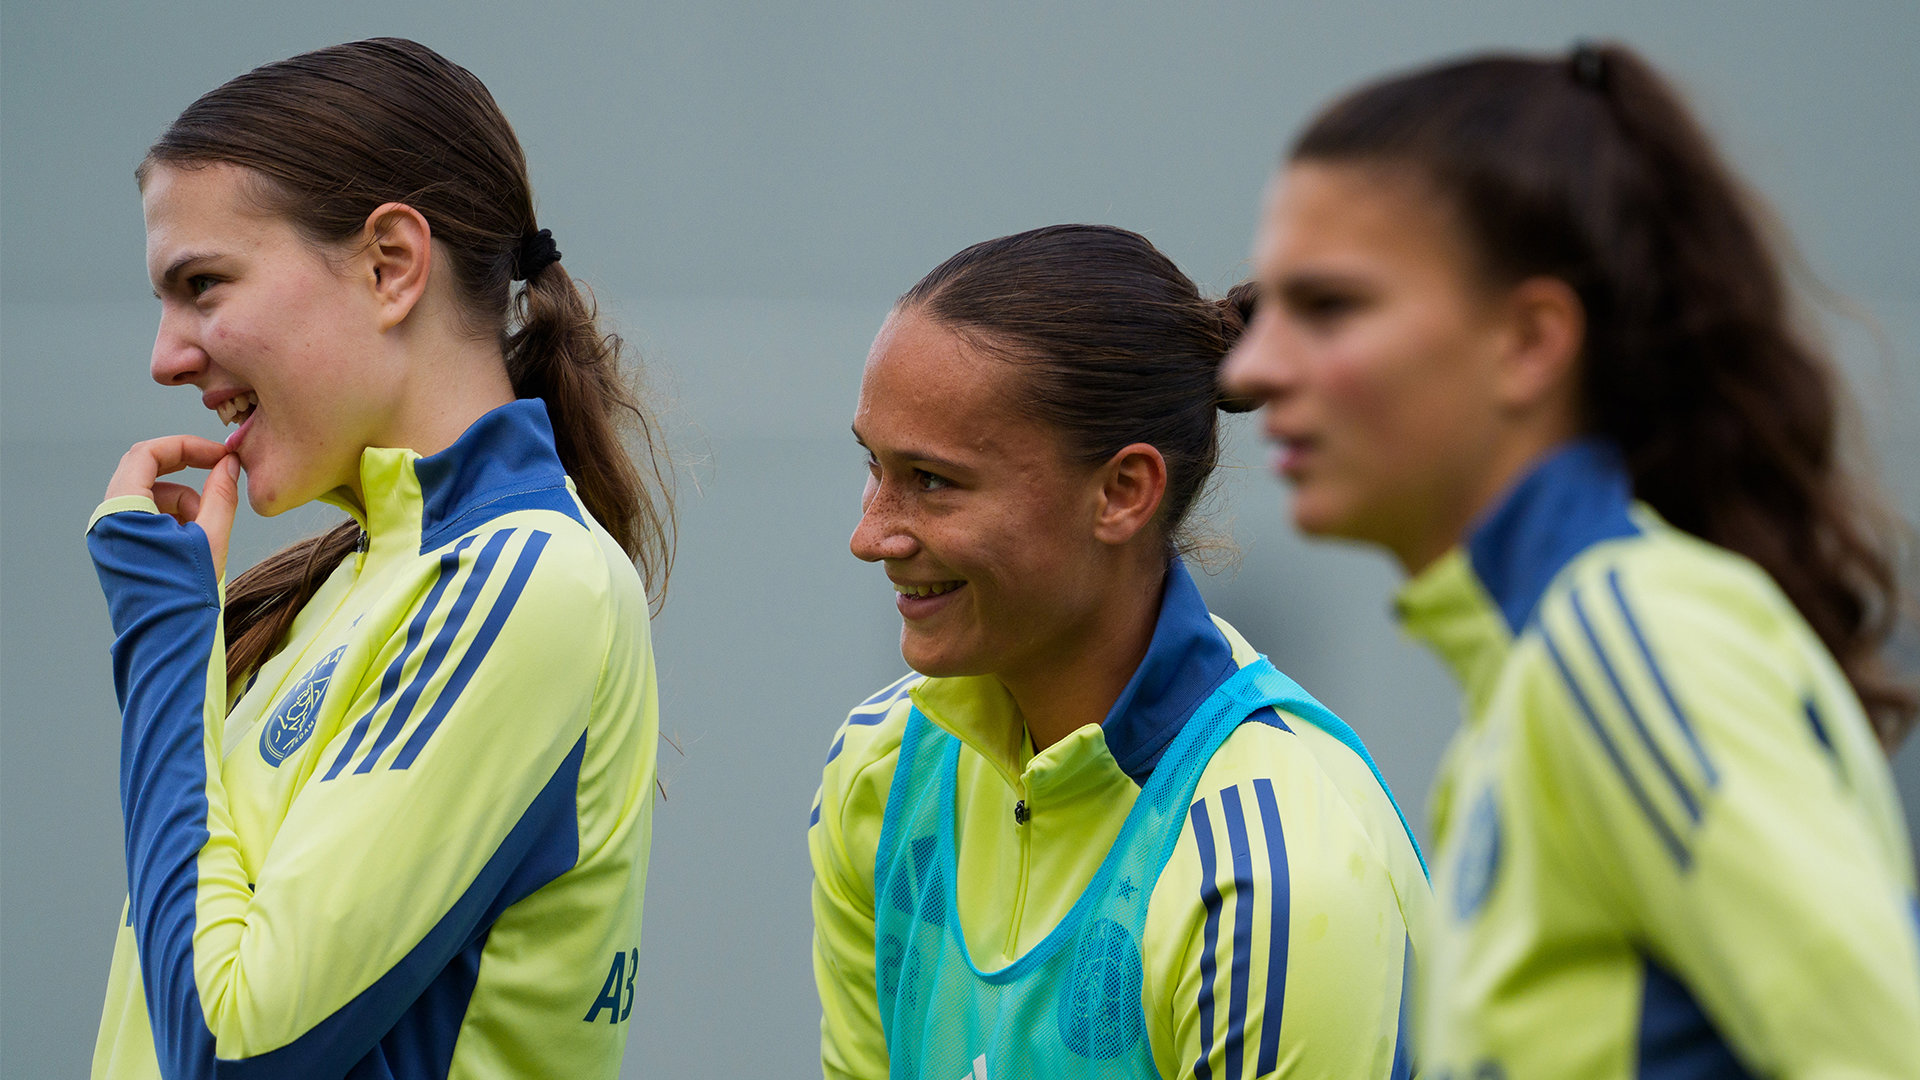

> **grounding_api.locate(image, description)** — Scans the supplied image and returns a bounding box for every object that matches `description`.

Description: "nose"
[849,475,919,563]
[150,304,207,387]
[1219,303,1300,406]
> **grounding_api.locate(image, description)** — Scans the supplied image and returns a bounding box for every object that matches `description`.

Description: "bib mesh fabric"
[872,658,1406,1079]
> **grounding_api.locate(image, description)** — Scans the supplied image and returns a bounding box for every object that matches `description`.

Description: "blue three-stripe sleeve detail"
[1569,588,1701,824]
[1219,787,1255,1080]
[1541,628,1692,868]
[354,529,513,774]
[1607,569,1718,787]
[322,535,476,782]
[392,531,551,769]
[1191,799,1223,1080]
[219,733,587,1078]
[1251,778,1289,1074]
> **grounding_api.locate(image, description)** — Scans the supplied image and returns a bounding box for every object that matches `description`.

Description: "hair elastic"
[513,228,562,281]
[1569,42,1608,92]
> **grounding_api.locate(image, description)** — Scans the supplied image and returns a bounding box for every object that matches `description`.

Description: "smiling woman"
[813,224,1431,1079]
[86,39,672,1079]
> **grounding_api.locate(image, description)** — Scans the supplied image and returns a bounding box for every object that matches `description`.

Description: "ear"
[1092,442,1168,547]
[1496,275,1585,414]
[359,202,434,332]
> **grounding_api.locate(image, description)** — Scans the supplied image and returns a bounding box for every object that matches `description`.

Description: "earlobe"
[1093,443,1169,547]
[362,202,433,331]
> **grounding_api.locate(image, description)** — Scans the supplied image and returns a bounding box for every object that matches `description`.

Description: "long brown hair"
[141,38,673,688]
[1292,42,1914,748]
[900,224,1258,559]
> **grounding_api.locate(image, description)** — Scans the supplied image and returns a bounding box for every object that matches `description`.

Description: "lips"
[891,578,967,620]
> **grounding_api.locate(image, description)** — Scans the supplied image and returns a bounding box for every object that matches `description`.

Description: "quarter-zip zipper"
[1004,782,1034,956]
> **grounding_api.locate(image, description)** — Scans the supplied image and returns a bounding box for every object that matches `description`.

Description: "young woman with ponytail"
[88,38,670,1078]
[1223,42,1920,1077]
[811,224,1429,1079]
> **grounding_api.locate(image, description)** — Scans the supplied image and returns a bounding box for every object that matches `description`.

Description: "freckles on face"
[1241,163,1511,552]
[851,309,1107,680]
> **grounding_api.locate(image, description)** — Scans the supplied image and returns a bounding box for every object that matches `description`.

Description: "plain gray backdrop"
[4,1,1917,1075]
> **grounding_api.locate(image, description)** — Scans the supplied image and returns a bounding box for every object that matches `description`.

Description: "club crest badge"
[259,644,348,767]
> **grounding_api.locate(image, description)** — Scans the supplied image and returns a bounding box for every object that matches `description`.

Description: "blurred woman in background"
[812,224,1428,1079]
[1223,41,1920,1078]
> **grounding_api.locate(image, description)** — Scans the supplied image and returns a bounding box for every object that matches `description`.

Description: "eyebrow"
[154,251,221,293]
[850,425,970,473]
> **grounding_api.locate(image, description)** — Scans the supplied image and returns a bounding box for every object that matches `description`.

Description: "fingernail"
[226,457,240,478]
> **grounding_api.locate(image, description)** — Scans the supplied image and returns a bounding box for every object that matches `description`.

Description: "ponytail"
[509,260,674,581]
[1293,42,1915,747]
[152,39,675,691]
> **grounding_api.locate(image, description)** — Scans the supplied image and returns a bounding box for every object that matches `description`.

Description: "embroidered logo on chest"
[259,644,348,767]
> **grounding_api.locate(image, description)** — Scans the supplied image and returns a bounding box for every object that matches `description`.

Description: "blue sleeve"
[89,508,227,1080]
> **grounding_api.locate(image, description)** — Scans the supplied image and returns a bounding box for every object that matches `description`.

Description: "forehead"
[141,163,286,277]
[855,309,1057,461]
[1254,162,1469,278]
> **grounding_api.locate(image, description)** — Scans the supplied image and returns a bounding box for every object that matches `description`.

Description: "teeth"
[216,391,258,427]
[894,581,962,599]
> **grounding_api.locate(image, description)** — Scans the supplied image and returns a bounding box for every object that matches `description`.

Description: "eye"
[1293,288,1361,323]
[863,449,880,475]
[914,469,951,492]
[187,274,220,297]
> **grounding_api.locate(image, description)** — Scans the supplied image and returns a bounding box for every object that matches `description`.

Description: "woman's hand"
[107,436,241,580]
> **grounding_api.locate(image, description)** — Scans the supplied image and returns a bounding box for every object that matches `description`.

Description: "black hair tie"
[512,228,562,281]
[1569,41,1608,92]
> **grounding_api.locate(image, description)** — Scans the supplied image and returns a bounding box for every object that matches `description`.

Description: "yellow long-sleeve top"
[811,562,1432,1078]
[1403,439,1920,1078]
[86,400,659,1079]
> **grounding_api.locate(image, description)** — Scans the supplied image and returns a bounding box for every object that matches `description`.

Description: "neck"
[1392,422,1578,578]
[344,338,517,505]
[998,560,1166,753]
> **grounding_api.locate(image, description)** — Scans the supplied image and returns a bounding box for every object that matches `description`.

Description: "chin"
[898,631,981,679]
[1287,488,1349,540]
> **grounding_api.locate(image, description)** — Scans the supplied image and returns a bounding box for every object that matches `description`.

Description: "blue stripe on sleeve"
[1389,935,1414,1080]
[824,733,847,766]
[322,535,475,782]
[89,511,224,1080]
[222,732,586,1078]
[392,531,552,769]
[1541,628,1692,869]
[1219,786,1255,1080]
[1570,587,1701,824]
[849,673,918,724]
[1251,778,1289,1075]
[353,530,512,775]
[1190,798,1223,1080]
[1802,698,1835,755]
[1608,569,1718,787]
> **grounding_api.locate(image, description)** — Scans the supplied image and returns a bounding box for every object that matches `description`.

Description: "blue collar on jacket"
[1464,438,1640,633]
[412,398,581,551]
[1101,560,1239,784]
[327,397,582,555]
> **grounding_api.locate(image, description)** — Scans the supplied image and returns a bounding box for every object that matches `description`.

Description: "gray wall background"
[4,1,1917,1075]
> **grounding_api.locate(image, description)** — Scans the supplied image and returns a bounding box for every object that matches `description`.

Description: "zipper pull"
[355,529,370,553]
[1013,800,1029,825]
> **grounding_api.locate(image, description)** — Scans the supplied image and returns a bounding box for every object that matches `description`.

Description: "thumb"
[197,456,241,581]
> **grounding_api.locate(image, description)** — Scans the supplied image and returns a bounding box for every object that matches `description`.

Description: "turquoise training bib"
[872,657,1420,1078]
